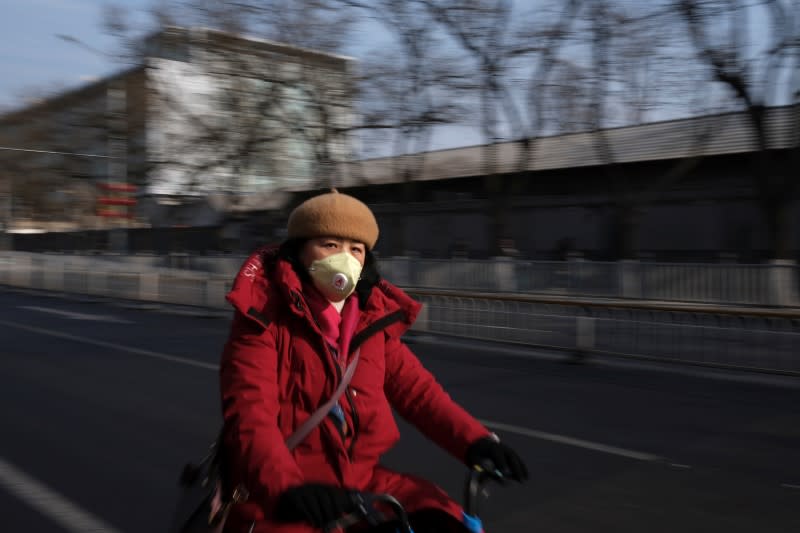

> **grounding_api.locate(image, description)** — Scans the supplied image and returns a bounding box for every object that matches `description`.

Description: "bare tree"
[337,0,480,253]
[564,1,718,259]
[677,0,800,259]
[139,27,354,199]
[415,0,526,255]
[97,0,360,209]
[87,0,794,261]
[100,0,501,253]
[96,0,360,200]
[518,0,586,138]
[0,81,126,230]
[102,0,356,58]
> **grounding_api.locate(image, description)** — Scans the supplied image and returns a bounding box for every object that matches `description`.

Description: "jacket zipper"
[296,293,340,392]
[344,386,360,458]
[298,294,406,461]
[328,344,349,443]
[298,297,352,449]
[345,309,406,458]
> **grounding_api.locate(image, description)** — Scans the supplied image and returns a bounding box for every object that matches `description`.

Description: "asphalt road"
[1,287,798,533]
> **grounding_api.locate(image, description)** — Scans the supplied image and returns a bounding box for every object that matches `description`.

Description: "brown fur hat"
[287,189,379,250]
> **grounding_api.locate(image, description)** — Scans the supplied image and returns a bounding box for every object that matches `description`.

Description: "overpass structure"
[324,105,798,261]
[340,106,797,186]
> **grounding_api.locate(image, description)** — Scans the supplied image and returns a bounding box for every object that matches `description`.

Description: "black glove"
[465,435,528,483]
[275,483,356,528]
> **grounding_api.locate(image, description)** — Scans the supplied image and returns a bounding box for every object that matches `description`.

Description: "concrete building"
[0,26,354,233]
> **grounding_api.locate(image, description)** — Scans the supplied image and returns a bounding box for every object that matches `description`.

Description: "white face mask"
[308,252,363,302]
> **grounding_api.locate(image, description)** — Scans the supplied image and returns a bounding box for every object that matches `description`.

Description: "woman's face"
[300,237,366,268]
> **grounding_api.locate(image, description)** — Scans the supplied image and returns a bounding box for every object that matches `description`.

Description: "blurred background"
[1,1,799,532]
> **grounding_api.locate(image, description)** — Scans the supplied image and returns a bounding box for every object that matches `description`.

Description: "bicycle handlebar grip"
[464,465,494,518]
[324,492,412,533]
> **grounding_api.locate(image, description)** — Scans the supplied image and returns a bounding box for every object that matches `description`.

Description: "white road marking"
[0,319,218,370]
[781,483,800,490]
[1,318,663,463]
[0,457,124,533]
[479,419,663,462]
[20,305,133,324]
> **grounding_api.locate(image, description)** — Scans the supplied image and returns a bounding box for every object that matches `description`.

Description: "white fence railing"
[409,292,800,375]
[2,251,799,375]
[7,252,796,307]
[13,252,797,307]
[379,257,800,307]
[0,252,231,309]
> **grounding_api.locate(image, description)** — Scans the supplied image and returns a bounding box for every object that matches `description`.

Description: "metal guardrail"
[1,251,798,376]
[381,257,800,307]
[15,252,797,307]
[0,252,231,309]
[407,290,800,376]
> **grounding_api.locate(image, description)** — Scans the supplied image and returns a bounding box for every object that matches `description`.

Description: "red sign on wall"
[96,182,137,218]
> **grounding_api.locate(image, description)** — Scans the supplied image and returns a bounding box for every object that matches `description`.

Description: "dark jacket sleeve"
[220,310,304,515]
[383,335,491,462]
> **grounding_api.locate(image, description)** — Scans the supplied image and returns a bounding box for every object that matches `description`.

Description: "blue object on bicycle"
[461,511,484,533]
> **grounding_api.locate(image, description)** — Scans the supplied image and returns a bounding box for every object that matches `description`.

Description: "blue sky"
[1,1,786,151]
[0,0,399,111]
[0,0,482,150]
[0,0,154,109]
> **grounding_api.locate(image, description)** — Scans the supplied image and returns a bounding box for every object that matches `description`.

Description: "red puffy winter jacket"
[219,246,490,533]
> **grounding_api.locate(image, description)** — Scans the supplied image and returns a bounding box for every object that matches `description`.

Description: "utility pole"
[0,176,10,250]
[105,77,129,251]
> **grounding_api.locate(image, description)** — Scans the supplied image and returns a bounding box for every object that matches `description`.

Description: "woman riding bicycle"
[219,190,527,532]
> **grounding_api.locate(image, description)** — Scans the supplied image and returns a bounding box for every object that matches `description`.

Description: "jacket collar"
[226,245,421,338]
[357,279,421,339]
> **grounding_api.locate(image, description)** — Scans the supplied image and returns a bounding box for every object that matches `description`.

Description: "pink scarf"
[305,285,360,359]
[303,286,361,437]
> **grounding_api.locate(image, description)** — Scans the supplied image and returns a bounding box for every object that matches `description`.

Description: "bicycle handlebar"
[324,492,412,533]
[325,466,494,533]
[464,465,494,518]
